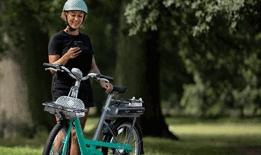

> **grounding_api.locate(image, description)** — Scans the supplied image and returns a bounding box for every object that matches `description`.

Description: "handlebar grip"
[98,74,114,82]
[43,63,61,69]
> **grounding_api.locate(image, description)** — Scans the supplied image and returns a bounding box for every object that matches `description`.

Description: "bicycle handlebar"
[43,63,113,82]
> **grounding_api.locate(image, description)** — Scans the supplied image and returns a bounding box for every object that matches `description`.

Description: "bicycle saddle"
[112,86,127,94]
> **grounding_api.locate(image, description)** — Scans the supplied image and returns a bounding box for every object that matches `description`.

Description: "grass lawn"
[0,117,261,155]
[0,146,41,155]
[157,117,261,155]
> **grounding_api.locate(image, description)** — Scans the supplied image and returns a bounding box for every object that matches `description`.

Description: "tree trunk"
[0,3,53,138]
[16,7,52,130]
[0,56,32,138]
[141,31,178,139]
[115,2,178,140]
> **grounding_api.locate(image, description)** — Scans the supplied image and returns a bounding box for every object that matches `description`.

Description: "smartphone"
[72,41,84,48]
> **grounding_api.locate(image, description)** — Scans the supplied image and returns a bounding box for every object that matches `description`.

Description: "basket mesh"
[55,96,85,110]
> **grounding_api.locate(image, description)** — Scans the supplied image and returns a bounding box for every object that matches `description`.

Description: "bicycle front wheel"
[103,121,142,155]
[42,123,70,155]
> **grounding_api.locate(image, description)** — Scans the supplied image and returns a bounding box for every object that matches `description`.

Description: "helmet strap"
[66,24,77,32]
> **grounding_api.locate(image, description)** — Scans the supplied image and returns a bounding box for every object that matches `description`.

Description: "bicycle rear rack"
[106,98,145,118]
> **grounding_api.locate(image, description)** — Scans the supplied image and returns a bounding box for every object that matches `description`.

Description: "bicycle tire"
[102,121,142,155]
[42,123,70,155]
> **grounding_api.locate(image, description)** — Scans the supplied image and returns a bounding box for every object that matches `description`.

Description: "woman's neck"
[64,26,80,36]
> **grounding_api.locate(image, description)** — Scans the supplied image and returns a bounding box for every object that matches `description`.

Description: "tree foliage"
[125,0,261,116]
[125,0,248,36]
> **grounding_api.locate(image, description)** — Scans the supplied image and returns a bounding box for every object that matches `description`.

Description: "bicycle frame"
[60,118,132,155]
[58,93,132,155]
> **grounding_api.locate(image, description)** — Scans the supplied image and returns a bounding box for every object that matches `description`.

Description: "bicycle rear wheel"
[103,121,142,155]
[42,123,70,155]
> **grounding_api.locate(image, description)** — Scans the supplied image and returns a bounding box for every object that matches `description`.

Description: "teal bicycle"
[42,63,145,155]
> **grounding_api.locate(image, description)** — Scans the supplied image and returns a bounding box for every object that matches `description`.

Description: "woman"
[48,0,113,154]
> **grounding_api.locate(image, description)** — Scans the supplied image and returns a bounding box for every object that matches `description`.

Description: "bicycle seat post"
[93,93,114,140]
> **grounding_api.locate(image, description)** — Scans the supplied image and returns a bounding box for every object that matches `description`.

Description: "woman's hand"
[64,47,81,60]
[100,80,113,93]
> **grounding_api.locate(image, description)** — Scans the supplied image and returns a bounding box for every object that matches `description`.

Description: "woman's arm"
[90,56,101,74]
[91,56,113,93]
[48,47,81,65]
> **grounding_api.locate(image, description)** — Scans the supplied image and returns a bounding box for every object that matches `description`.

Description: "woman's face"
[66,11,85,29]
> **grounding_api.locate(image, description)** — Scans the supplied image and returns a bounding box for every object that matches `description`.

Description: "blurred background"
[0,0,261,154]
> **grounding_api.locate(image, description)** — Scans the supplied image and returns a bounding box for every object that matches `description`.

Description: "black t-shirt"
[48,31,94,106]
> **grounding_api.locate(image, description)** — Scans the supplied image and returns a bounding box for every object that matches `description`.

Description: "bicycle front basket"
[55,96,85,110]
[52,96,86,118]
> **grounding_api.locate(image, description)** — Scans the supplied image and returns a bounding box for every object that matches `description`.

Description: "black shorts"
[51,79,94,107]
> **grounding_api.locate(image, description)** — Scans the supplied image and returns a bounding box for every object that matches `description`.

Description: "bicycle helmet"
[63,0,88,14]
[61,0,88,31]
